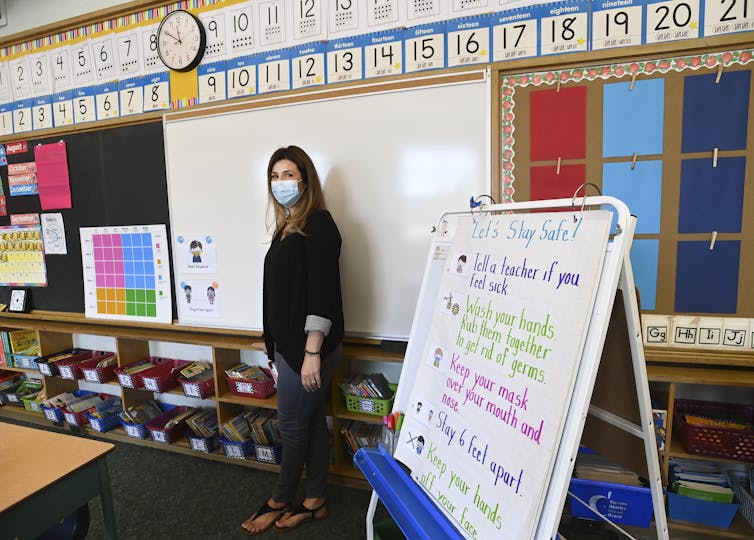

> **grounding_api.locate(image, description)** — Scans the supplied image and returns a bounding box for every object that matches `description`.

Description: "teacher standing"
[242,146,344,534]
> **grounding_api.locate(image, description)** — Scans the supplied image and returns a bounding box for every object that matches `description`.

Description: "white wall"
[0,0,126,38]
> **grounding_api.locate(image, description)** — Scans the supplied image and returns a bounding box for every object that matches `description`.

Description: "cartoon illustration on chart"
[455,253,468,275]
[440,290,463,316]
[176,234,218,273]
[178,280,220,318]
[189,240,203,263]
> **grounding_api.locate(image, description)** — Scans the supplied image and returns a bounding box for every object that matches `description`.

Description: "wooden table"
[0,422,117,540]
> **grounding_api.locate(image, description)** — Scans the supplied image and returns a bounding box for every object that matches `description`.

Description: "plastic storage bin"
[145,405,190,443]
[342,384,397,417]
[675,398,754,463]
[114,357,166,389]
[253,443,283,465]
[218,436,255,459]
[79,353,119,384]
[225,368,275,399]
[120,403,176,439]
[179,375,215,399]
[188,434,218,453]
[4,380,43,407]
[141,360,192,393]
[667,491,739,528]
[568,478,654,527]
[36,349,92,377]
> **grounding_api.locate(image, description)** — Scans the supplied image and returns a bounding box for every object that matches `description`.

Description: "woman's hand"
[301,353,321,391]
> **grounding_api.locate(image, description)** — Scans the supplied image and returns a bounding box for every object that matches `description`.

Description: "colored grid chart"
[81,225,172,323]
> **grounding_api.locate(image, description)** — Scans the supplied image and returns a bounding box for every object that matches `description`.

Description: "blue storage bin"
[120,402,175,439]
[667,491,740,529]
[569,478,654,527]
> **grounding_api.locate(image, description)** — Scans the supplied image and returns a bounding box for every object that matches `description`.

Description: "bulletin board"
[501,45,754,318]
[0,121,174,315]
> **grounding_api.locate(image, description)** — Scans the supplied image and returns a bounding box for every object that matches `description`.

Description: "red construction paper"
[34,141,72,210]
[530,86,587,161]
[530,164,587,203]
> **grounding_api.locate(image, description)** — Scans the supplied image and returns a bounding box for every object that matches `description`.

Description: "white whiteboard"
[164,71,490,338]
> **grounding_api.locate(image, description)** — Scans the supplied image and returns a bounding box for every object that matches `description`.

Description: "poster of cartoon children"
[175,234,218,273]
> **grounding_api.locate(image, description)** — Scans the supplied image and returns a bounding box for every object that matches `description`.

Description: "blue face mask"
[271,179,303,208]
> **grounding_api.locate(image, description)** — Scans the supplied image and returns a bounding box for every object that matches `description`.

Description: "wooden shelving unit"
[645,349,754,539]
[0,311,404,487]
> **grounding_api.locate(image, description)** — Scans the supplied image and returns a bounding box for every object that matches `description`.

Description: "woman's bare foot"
[241,498,288,534]
[275,497,328,530]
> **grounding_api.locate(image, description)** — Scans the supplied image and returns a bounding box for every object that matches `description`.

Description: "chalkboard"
[164,70,490,338]
[0,121,173,315]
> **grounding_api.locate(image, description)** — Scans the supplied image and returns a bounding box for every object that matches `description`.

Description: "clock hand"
[163,30,181,44]
[176,27,183,45]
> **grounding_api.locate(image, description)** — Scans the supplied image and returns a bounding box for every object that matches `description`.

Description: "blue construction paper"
[682,70,750,152]
[675,241,740,313]
[602,161,662,234]
[603,79,664,157]
[630,239,659,311]
[679,157,745,233]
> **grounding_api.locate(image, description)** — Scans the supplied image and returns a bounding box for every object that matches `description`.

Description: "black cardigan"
[262,209,344,373]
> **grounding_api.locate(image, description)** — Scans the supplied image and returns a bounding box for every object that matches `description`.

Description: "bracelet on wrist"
[304,349,321,356]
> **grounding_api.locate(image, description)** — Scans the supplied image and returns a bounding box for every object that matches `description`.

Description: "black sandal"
[274,502,328,532]
[241,500,289,535]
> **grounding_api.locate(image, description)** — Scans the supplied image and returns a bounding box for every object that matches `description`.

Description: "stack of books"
[220,408,281,445]
[1,329,41,368]
[225,363,270,381]
[123,362,156,376]
[65,393,105,413]
[186,409,219,438]
[179,361,213,382]
[670,458,735,503]
[339,373,393,399]
[120,400,163,425]
[87,396,122,420]
[574,451,644,486]
[164,407,197,430]
[341,420,381,454]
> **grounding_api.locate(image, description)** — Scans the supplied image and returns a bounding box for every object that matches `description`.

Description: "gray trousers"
[271,344,341,502]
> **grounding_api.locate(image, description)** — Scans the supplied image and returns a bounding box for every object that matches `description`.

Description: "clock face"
[156,10,207,72]
[9,290,26,311]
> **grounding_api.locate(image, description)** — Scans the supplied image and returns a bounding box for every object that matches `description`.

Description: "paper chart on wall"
[394,210,612,539]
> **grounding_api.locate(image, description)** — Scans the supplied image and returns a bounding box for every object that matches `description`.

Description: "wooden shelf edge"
[645,347,754,368]
[647,364,754,386]
[666,513,754,539]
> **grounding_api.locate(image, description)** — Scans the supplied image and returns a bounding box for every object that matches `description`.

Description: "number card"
[141,24,162,73]
[199,11,228,61]
[592,0,644,50]
[28,52,53,97]
[91,34,118,82]
[646,0,700,43]
[407,0,444,23]
[540,2,589,55]
[227,56,257,98]
[52,90,74,127]
[117,30,142,78]
[492,10,538,61]
[226,1,255,56]
[452,0,490,17]
[447,16,491,67]
[704,0,754,36]
[0,62,12,102]
[259,0,288,49]
[144,72,170,111]
[257,49,291,93]
[326,36,364,84]
[12,100,32,134]
[95,83,119,120]
[293,0,325,42]
[328,0,361,35]
[73,88,97,124]
[9,57,32,100]
[198,61,228,103]
[292,43,326,89]
[32,96,53,131]
[71,40,96,87]
[364,30,404,78]
[119,77,144,116]
[0,105,12,136]
[367,0,402,28]
[50,46,73,92]
[404,23,446,73]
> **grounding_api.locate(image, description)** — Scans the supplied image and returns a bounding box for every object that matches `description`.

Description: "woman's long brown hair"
[267,146,326,238]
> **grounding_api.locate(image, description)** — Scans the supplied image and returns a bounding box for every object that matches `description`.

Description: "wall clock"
[9,288,29,313]
[156,9,207,72]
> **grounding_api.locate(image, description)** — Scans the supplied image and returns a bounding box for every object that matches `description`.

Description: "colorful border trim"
[500,48,754,203]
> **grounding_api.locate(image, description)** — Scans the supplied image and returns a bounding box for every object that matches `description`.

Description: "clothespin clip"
[469,196,483,209]
[709,231,718,250]
[715,64,723,84]
[629,73,637,91]
[556,157,562,175]
[713,147,719,168]
[556,79,561,93]
[631,152,638,170]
